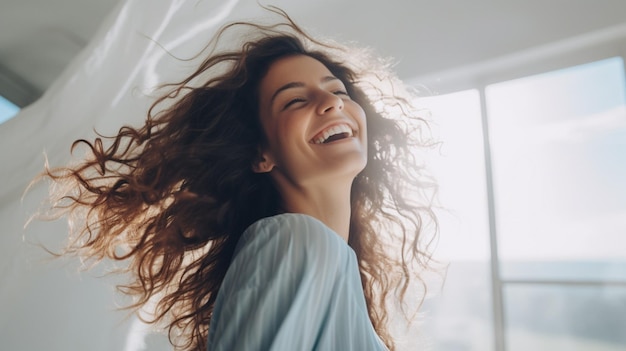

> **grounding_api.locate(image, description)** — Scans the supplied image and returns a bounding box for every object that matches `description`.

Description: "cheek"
[359,108,367,129]
[350,104,367,134]
[280,112,309,139]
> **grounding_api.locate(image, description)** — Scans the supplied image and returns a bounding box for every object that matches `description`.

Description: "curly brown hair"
[36,7,437,351]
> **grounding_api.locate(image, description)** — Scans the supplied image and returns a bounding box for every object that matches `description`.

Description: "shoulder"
[208,214,369,350]
[242,213,333,238]
[236,213,348,258]
[224,214,353,291]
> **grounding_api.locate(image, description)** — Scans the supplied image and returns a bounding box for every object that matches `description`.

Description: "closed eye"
[333,90,349,96]
[283,97,307,109]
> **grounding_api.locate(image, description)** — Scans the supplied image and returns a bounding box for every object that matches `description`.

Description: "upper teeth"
[313,124,354,144]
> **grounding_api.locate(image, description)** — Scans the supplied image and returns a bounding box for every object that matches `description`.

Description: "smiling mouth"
[311,124,356,144]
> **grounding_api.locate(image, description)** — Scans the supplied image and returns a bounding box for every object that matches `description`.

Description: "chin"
[342,153,368,179]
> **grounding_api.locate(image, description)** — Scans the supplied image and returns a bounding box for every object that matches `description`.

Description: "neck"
[277,179,353,242]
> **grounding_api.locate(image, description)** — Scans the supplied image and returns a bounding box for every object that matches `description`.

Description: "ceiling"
[1,0,626,107]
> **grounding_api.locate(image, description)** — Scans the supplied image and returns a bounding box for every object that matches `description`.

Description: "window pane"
[0,95,20,124]
[501,261,626,282]
[504,284,626,351]
[420,262,494,351]
[415,90,494,350]
[419,89,490,262]
[485,57,626,280]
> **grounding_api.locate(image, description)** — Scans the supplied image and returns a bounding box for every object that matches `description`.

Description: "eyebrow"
[269,76,340,106]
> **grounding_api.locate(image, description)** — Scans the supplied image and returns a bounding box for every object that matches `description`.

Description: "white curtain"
[0,1,242,349]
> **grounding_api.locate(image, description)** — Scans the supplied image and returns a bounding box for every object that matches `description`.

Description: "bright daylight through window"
[415,56,626,351]
[0,95,20,124]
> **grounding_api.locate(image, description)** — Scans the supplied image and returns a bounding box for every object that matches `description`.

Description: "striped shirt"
[207,213,388,350]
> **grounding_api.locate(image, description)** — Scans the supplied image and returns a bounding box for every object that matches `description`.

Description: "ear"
[252,150,275,173]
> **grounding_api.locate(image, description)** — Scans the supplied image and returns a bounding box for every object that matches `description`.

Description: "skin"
[254,54,368,241]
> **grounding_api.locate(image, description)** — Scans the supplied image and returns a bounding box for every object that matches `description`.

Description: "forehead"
[259,55,336,92]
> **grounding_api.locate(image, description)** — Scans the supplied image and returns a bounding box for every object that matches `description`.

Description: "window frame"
[410,26,626,351]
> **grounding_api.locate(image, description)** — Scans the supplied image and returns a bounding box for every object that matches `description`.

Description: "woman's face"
[255,54,367,188]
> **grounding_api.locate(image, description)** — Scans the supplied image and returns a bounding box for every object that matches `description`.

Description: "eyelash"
[283,90,349,109]
[284,98,306,109]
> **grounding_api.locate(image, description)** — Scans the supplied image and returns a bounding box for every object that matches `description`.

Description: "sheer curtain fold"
[0,1,238,350]
[0,0,238,202]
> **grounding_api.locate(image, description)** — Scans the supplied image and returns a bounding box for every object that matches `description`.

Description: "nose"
[316,91,344,115]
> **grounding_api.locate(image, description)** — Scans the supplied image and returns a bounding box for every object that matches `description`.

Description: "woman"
[39,7,436,351]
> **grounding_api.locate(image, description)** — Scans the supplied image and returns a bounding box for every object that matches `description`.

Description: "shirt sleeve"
[206,214,386,351]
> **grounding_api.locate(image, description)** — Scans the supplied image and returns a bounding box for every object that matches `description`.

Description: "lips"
[310,123,355,144]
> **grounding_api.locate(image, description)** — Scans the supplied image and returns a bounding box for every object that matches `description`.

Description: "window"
[0,95,20,124]
[416,90,494,350]
[417,56,626,350]
[487,57,626,351]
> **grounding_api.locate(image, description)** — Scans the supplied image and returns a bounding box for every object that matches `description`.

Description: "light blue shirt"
[207,213,388,350]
